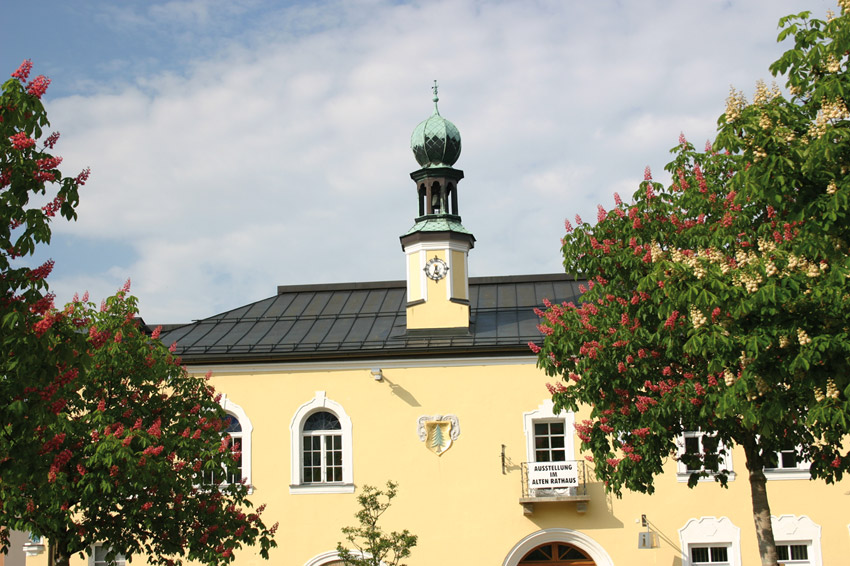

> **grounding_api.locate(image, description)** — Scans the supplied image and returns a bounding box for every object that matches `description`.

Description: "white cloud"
[16,0,823,321]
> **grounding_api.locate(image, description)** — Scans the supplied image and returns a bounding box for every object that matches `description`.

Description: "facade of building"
[23,88,848,566]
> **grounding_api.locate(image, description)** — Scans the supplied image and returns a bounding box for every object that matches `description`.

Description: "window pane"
[550,422,564,435]
[550,436,565,449]
[304,411,341,431]
[711,547,728,562]
[780,450,797,468]
[691,547,709,563]
[777,545,789,561]
[534,423,548,435]
[790,545,808,560]
[224,415,242,433]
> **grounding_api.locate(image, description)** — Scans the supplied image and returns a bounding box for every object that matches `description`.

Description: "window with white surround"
[678,516,741,566]
[523,399,574,464]
[689,545,730,565]
[209,395,253,490]
[89,546,127,566]
[676,431,735,482]
[764,447,811,480]
[771,515,822,566]
[289,391,353,494]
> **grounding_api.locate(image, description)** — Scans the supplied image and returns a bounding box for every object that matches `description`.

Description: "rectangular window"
[690,545,730,565]
[534,421,566,462]
[302,432,343,483]
[776,543,809,564]
[766,449,798,470]
[93,547,126,566]
[677,431,734,481]
[682,433,720,472]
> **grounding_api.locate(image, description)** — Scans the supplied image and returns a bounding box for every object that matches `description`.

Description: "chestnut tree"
[533,6,849,566]
[0,61,277,566]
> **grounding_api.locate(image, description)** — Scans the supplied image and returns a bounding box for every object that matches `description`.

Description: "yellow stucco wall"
[450,249,467,300]
[126,358,848,566]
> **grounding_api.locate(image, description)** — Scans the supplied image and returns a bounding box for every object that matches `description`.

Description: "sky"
[0,0,834,323]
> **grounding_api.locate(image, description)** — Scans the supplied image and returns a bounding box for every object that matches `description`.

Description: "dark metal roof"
[161,274,582,364]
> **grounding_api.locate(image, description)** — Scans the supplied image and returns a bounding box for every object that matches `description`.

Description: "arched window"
[290,391,354,494]
[302,411,343,483]
[218,395,253,490]
[518,542,594,565]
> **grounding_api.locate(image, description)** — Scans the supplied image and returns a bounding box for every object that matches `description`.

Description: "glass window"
[677,431,734,481]
[93,547,126,566]
[533,421,566,462]
[302,411,343,483]
[776,543,809,564]
[690,545,730,565]
[200,413,244,486]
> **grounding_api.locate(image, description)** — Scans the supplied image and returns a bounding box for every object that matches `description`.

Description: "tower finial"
[432,80,440,115]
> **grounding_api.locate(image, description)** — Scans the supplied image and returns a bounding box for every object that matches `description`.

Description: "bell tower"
[401,82,475,332]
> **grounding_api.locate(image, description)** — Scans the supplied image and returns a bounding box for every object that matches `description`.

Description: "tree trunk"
[742,440,778,566]
[47,534,71,566]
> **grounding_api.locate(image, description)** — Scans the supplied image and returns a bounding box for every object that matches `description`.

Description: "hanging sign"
[527,461,578,488]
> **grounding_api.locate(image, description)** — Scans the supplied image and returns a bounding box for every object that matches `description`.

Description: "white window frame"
[523,399,575,464]
[764,447,811,480]
[289,391,354,494]
[89,545,127,566]
[219,394,253,491]
[304,550,370,566]
[771,515,822,566]
[676,431,735,482]
[688,545,731,565]
[678,516,741,566]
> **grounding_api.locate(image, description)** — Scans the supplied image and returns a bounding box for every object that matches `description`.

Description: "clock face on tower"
[424,256,449,281]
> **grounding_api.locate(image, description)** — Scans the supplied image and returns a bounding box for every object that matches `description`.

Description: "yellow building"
[22,87,847,566]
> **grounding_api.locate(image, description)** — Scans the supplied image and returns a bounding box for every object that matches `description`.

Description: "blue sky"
[1,0,833,323]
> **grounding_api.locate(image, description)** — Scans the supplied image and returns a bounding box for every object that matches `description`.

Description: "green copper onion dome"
[410,81,462,168]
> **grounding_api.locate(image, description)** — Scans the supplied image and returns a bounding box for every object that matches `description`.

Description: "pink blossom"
[26,75,51,98]
[42,196,64,217]
[564,218,573,233]
[75,167,91,185]
[575,214,583,225]
[664,310,680,329]
[169,342,177,353]
[44,131,60,149]
[679,132,687,146]
[11,60,33,82]
[36,156,63,171]
[9,132,36,150]
[27,259,55,281]
[705,139,712,152]
[528,341,541,354]
[613,192,622,206]
[644,166,652,181]
[597,204,607,223]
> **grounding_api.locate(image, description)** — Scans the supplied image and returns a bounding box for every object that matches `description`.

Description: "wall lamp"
[371,368,383,381]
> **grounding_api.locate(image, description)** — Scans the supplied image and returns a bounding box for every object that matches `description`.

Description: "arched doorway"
[518,542,595,565]
[503,529,614,566]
